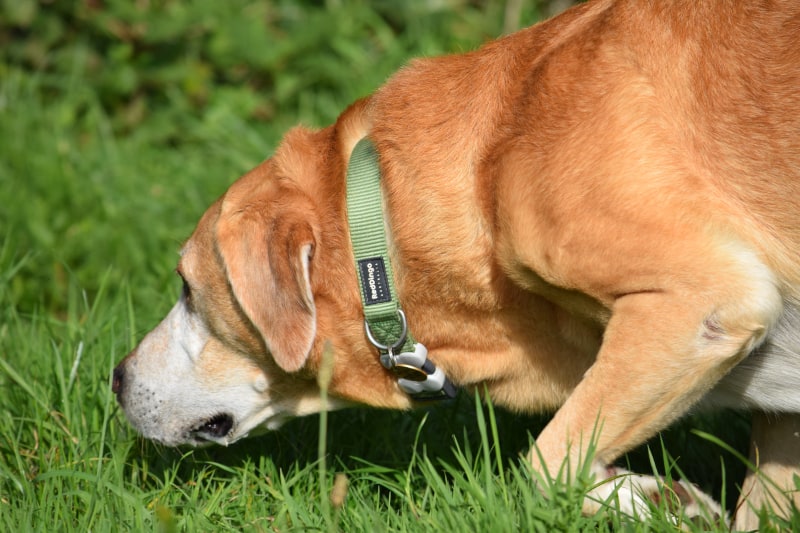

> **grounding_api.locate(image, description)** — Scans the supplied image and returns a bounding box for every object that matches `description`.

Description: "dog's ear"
[215,198,317,373]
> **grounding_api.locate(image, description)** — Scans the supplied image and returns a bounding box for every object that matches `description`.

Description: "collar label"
[358,257,392,305]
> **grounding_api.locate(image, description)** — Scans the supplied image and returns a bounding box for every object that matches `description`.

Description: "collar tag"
[357,257,392,305]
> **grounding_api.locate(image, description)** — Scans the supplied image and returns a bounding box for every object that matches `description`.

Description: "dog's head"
[113,121,410,446]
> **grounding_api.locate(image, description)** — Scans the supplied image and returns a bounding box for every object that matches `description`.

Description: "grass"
[0,2,788,531]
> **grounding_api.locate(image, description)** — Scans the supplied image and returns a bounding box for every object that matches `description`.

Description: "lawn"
[0,1,778,531]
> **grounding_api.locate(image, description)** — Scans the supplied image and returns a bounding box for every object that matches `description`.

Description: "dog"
[112,0,800,527]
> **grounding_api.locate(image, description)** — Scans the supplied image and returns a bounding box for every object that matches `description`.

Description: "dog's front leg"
[529,278,782,520]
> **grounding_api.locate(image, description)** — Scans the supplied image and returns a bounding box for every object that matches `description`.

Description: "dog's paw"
[586,465,728,528]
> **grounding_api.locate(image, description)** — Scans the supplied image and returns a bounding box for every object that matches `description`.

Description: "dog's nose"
[112,365,125,396]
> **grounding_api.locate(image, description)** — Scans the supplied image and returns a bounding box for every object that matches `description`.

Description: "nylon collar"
[345,138,456,400]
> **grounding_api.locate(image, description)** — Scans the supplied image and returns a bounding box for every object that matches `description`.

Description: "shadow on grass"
[121,391,751,510]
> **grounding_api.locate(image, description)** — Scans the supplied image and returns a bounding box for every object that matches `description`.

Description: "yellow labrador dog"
[113,0,800,527]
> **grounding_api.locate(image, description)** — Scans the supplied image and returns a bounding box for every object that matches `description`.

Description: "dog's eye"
[181,279,191,300]
[176,270,192,302]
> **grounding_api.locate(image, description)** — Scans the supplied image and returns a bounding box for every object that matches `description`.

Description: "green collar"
[345,138,456,400]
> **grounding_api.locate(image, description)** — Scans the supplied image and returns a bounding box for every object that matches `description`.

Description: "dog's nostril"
[200,414,234,438]
[112,366,125,395]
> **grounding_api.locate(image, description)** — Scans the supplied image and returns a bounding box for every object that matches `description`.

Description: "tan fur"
[116,0,800,525]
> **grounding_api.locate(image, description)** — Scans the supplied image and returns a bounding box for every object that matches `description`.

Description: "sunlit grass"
[0,257,758,531]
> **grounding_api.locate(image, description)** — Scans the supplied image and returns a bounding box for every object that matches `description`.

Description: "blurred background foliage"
[0,0,571,315]
[1,0,571,140]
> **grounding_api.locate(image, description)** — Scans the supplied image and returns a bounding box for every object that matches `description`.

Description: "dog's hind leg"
[734,412,800,530]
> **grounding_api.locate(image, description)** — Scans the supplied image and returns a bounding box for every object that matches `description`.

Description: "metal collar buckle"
[364,309,409,356]
[364,310,429,383]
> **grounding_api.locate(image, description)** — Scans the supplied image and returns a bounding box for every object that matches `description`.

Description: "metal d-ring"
[364,309,409,359]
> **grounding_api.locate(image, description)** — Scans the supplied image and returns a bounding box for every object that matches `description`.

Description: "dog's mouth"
[190,413,235,445]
